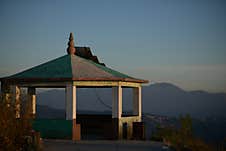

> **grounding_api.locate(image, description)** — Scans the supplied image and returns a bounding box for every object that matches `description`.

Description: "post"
[127,122,133,139]
[112,86,123,139]
[28,87,36,118]
[65,84,80,140]
[65,84,76,120]
[133,86,142,119]
[112,86,122,118]
[10,85,21,118]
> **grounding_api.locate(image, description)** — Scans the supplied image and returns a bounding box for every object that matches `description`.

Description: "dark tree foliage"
[152,115,225,151]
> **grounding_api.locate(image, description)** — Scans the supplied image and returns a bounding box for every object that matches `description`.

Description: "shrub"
[153,115,225,151]
[0,93,40,151]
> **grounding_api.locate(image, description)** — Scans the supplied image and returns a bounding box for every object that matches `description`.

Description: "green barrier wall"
[32,119,72,139]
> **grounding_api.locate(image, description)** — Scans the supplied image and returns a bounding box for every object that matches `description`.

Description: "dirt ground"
[42,139,170,151]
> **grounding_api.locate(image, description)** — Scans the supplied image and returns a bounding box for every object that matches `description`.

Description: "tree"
[153,115,222,151]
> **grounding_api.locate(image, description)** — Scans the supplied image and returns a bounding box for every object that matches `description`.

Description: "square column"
[65,84,76,120]
[10,85,21,118]
[65,84,80,141]
[127,122,133,139]
[112,86,122,118]
[133,86,142,118]
[27,87,36,118]
[112,86,123,139]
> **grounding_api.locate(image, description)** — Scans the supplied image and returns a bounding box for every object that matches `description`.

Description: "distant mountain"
[143,83,226,118]
[36,83,226,119]
[37,89,66,110]
[37,88,113,111]
[36,104,114,119]
[36,105,65,119]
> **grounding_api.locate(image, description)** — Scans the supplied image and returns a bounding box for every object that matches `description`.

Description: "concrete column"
[112,86,123,139]
[112,86,122,118]
[10,85,21,118]
[133,86,142,118]
[65,84,76,120]
[28,87,36,118]
[127,122,133,139]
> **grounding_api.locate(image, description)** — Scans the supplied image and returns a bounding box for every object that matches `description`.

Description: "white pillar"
[112,86,122,118]
[66,84,76,120]
[28,87,36,116]
[10,85,21,118]
[133,86,142,117]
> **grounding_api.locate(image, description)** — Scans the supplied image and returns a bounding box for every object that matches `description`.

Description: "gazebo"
[0,33,148,140]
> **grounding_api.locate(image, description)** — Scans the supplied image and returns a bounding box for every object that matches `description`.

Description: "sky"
[0,0,225,92]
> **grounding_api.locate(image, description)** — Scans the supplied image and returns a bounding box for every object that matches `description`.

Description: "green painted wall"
[32,119,72,139]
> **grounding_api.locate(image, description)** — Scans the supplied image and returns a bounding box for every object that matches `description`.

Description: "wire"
[94,88,112,110]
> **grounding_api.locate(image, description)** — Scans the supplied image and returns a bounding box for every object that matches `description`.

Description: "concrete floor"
[42,139,171,151]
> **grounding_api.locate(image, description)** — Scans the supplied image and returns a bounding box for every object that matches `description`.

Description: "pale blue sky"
[0,0,225,92]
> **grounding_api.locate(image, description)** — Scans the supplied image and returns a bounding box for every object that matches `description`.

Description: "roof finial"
[67,32,76,55]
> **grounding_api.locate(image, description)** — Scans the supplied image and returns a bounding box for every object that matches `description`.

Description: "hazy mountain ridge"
[36,105,65,119]
[34,82,226,119]
[142,83,226,118]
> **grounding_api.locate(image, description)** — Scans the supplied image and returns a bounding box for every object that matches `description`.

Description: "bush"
[152,115,225,151]
[0,93,40,151]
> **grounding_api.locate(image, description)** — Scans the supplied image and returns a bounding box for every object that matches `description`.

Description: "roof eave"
[0,77,148,84]
[72,77,148,83]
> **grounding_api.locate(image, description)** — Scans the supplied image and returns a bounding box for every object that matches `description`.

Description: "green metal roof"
[10,55,72,78]
[3,54,147,83]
